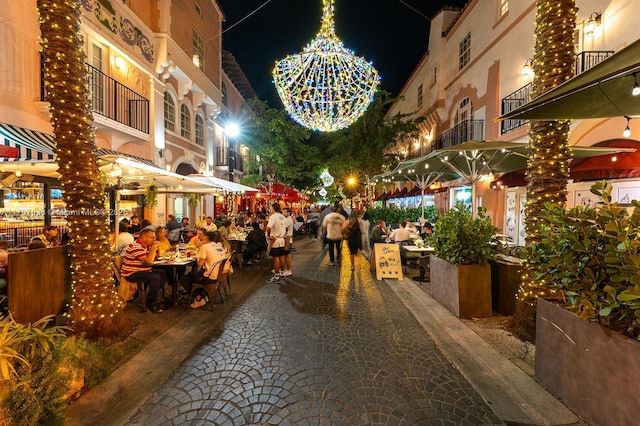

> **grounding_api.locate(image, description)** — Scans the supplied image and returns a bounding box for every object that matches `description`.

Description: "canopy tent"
[496,38,640,121]
[258,183,305,202]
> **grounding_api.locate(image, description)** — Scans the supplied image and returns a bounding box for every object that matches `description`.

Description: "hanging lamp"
[273,0,379,132]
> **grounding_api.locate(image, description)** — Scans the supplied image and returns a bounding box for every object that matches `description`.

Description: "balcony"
[501,83,533,134]
[500,50,615,134]
[215,147,244,173]
[432,119,484,151]
[41,59,149,134]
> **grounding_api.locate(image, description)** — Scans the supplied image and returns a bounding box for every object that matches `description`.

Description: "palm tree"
[37,0,123,337]
[513,0,577,341]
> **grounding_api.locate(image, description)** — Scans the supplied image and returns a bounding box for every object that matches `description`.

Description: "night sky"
[216,0,468,106]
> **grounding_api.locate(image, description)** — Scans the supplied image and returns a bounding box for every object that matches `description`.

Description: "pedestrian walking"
[322,206,345,266]
[341,210,362,271]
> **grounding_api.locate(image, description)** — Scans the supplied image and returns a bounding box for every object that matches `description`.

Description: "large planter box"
[489,256,522,315]
[536,298,640,426]
[428,255,491,318]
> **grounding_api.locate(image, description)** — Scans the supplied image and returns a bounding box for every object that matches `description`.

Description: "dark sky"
[217,0,468,106]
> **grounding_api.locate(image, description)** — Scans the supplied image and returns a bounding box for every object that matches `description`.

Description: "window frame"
[164,92,176,132]
[192,29,205,71]
[195,113,204,146]
[459,32,471,71]
[180,104,192,140]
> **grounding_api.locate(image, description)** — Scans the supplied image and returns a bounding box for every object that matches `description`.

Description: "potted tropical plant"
[427,204,498,318]
[526,181,640,426]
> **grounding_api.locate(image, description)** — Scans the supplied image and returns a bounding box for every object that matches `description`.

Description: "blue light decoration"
[272,0,380,132]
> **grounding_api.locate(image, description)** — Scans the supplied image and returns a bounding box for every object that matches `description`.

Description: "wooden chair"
[113,256,148,312]
[187,257,228,311]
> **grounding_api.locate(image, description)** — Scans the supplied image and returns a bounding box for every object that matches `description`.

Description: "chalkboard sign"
[372,243,403,280]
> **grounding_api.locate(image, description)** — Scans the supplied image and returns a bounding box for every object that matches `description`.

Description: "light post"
[347,176,356,209]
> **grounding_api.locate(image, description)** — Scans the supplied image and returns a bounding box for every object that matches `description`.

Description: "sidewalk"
[388,277,583,425]
[66,240,584,425]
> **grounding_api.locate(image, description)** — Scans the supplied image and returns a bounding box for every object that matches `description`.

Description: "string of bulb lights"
[272,0,379,132]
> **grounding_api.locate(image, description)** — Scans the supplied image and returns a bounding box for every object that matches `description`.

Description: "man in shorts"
[266,202,287,283]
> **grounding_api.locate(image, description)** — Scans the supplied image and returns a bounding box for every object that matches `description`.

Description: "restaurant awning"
[496,38,640,121]
[569,140,640,181]
[0,122,56,161]
[187,175,259,193]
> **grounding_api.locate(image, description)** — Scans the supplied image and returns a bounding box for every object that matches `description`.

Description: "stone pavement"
[67,239,583,425]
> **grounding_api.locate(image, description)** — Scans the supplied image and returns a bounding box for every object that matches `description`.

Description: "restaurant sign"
[81,0,155,64]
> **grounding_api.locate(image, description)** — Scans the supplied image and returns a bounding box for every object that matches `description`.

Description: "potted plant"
[144,180,157,208]
[526,181,640,426]
[427,204,498,318]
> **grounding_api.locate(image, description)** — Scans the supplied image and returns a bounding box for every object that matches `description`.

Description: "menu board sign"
[373,243,403,281]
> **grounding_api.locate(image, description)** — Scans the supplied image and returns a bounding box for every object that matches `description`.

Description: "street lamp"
[347,176,356,209]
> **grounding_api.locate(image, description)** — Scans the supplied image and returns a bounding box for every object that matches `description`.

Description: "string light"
[272,0,379,132]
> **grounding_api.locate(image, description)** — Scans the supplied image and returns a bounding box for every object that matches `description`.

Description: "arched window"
[181,104,191,139]
[195,114,204,146]
[454,97,472,125]
[164,92,176,132]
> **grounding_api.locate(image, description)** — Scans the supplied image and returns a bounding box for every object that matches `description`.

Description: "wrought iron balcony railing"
[500,50,615,134]
[41,58,150,134]
[432,119,484,151]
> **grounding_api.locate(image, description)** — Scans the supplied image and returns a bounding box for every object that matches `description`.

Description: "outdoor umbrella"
[496,38,640,121]
[410,140,634,216]
[372,158,458,222]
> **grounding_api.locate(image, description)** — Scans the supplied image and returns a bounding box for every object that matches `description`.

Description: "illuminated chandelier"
[272,0,380,132]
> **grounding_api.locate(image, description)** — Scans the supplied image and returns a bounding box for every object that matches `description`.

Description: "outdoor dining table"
[401,245,434,282]
[152,257,195,307]
[227,239,246,268]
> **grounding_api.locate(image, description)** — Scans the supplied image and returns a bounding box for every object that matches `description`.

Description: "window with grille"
[164,92,176,132]
[195,114,204,146]
[459,32,471,70]
[417,83,423,107]
[181,104,191,139]
[193,29,204,71]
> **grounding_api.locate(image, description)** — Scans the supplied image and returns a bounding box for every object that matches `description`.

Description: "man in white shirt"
[266,202,287,283]
[322,207,346,266]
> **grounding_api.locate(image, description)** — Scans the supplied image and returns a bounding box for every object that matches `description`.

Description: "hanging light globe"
[273,0,380,132]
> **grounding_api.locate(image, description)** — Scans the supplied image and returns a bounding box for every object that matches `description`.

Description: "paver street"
[128,241,502,425]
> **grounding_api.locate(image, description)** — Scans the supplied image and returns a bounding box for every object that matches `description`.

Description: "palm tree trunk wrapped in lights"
[37,0,123,337]
[513,0,576,341]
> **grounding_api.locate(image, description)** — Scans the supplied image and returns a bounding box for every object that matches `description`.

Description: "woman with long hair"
[341,210,362,271]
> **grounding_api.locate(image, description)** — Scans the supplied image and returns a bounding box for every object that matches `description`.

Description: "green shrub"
[1,336,121,425]
[0,314,68,381]
[524,181,640,339]
[429,204,498,265]
[365,205,437,224]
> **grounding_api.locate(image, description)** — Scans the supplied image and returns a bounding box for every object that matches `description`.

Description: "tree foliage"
[241,100,320,189]
[324,90,423,182]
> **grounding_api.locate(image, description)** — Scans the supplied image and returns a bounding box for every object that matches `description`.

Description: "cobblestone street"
[128,241,502,425]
